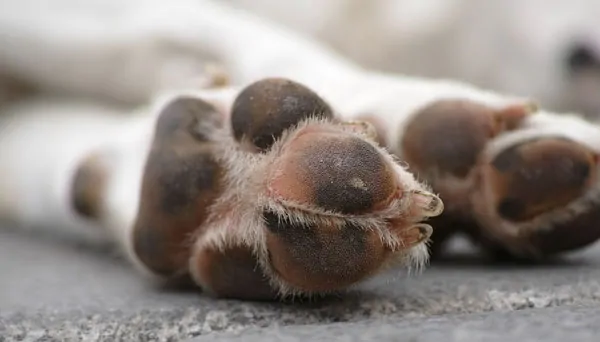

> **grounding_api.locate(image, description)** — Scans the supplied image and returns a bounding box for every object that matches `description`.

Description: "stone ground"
[2,226,600,342]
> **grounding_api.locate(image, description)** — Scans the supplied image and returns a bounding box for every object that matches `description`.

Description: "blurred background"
[2,0,600,117]
[226,0,600,117]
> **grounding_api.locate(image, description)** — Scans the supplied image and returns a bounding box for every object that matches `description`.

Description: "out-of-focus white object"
[226,0,600,117]
[0,0,359,106]
[2,0,600,116]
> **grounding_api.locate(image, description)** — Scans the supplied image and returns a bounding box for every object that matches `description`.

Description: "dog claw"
[402,223,434,247]
[409,190,444,218]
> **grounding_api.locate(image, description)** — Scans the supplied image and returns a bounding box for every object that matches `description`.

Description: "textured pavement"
[2,226,600,341]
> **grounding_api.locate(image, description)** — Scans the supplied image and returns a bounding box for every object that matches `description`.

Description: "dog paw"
[399,99,600,260]
[470,131,600,259]
[128,78,443,299]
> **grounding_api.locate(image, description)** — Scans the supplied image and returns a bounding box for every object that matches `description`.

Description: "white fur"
[0,98,135,243]
[226,0,600,115]
[6,0,600,113]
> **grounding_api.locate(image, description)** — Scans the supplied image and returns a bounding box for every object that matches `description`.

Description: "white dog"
[1,0,600,300]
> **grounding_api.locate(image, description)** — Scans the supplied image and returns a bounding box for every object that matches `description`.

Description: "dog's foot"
[119,78,443,300]
[470,128,600,259]
[400,99,600,260]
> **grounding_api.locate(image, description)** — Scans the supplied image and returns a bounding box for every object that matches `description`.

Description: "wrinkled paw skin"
[400,98,600,261]
[121,77,443,300]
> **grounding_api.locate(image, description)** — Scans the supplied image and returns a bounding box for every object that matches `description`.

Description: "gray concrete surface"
[193,306,600,342]
[2,226,600,341]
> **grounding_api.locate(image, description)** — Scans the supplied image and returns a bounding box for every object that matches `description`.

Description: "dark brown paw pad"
[267,126,399,215]
[484,137,597,222]
[473,137,600,257]
[191,245,278,301]
[400,99,535,200]
[262,210,390,292]
[132,97,226,276]
[231,78,334,152]
[154,95,224,143]
[528,203,600,255]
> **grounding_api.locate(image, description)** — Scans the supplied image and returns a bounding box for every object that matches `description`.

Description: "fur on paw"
[128,78,443,300]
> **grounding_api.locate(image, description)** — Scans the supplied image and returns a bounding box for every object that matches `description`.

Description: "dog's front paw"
[128,78,443,300]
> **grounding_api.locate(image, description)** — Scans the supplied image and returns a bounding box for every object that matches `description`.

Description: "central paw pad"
[268,129,399,214]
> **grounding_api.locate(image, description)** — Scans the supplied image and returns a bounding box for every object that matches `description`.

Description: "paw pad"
[231,78,334,151]
[486,137,597,222]
[268,130,398,214]
[132,97,226,276]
